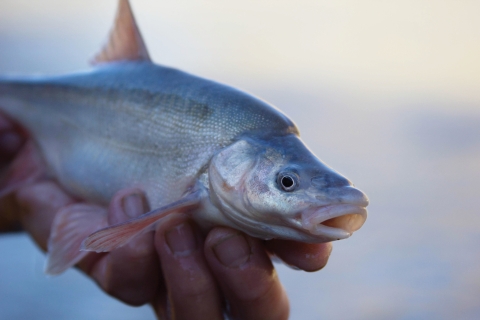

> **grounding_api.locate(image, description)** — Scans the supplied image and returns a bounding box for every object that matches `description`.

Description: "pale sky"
[0,0,479,106]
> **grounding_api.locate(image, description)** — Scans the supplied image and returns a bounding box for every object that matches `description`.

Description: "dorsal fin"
[91,0,151,65]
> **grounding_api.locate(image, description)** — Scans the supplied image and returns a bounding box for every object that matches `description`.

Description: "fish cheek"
[244,162,288,219]
[209,140,257,209]
[249,175,270,195]
[244,176,274,215]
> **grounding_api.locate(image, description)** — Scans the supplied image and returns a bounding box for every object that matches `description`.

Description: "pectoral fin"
[82,190,203,253]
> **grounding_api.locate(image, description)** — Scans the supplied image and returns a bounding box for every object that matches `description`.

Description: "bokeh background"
[0,0,479,319]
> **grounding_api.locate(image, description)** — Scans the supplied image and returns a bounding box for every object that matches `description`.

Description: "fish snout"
[339,186,369,207]
[315,184,369,207]
[311,173,352,189]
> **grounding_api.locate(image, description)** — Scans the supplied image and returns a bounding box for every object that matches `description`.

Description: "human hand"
[0,113,333,320]
[0,113,28,232]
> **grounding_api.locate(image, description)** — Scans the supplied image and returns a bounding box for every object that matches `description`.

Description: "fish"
[0,0,368,275]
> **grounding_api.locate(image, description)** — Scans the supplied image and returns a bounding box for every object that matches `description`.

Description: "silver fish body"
[0,62,295,207]
[0,0,369,275]
[0,61,369,247]
[0,61,368,245]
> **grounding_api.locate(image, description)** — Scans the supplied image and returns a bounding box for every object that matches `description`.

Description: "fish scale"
[0,62,296,207]
[0,0,368,275]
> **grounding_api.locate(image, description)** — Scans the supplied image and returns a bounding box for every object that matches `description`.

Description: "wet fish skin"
[0,61,367,246]
[0,0,369,274]
[0,62,296,207]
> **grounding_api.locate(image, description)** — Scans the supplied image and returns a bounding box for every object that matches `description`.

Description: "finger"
[0,113,25,160]
[0,193,23,232]
[82,189,160,306]
[153,216,223,320]
[15,180,76,250]
[205,228,289,320]
[150,281,169,320]
[264,240,333,272]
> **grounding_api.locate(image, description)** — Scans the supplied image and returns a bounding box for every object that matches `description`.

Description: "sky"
[1,0,479,105]
[0,1,479,319]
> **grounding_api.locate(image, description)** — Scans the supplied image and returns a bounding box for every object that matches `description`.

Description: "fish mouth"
[300,204,367,240]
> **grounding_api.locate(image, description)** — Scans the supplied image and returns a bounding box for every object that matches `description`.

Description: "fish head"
[209,135,369,243]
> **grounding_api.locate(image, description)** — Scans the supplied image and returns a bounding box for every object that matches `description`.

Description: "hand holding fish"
[0,113,332,319]
[0,0,368,318]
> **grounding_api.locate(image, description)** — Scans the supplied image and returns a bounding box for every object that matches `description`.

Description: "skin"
[0,113,332,320]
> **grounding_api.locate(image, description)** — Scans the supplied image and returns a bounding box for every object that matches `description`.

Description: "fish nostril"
[311,174,351,189]
[329,175,352,188]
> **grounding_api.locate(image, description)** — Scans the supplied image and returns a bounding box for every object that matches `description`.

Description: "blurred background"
[0,0,479,319]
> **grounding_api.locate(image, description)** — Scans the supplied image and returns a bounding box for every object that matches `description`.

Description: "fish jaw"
[298,204,368,240]
[296,184,369,240]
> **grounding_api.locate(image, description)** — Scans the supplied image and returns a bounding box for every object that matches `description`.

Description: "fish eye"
[278,173,298,192]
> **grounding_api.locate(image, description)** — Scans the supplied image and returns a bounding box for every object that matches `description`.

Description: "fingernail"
[121,193,145,218]
[213,233,251,268]
[166,222,197,257]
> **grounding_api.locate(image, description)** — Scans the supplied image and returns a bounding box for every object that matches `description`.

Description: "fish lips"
[299,204,368,240]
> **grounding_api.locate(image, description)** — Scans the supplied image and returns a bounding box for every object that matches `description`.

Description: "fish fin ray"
[91,0,150,65]
[82,190,203,252]
[45,204,108,275]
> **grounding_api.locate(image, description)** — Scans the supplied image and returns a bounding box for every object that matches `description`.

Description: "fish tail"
[0,78,11,97]
[0,77,35,120]
[0,76,24,92]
